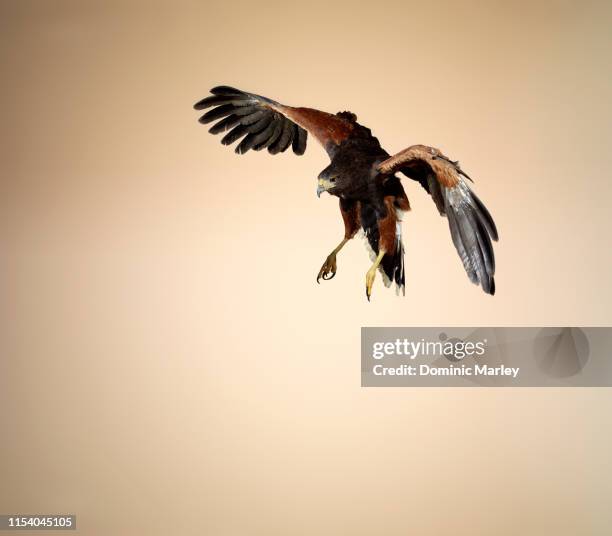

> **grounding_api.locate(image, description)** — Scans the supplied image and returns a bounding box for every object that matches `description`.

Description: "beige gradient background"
[1,0,612,534]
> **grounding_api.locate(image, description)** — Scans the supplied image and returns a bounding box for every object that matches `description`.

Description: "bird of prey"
[194,86,498,300]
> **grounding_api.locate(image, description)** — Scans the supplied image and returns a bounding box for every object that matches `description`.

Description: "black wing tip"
[292,126,307,155]
[470,190,499,241]
[293,146,306,156]
[474,273,495,295]
[488,219,499,241]
[193,86,246,109]
[194,88,308,158]
[210,85,245,96]
[447,195,497,297]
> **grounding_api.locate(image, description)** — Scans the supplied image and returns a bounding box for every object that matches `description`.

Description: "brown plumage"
[279,106,355,150]
[340,199,361,240]
[194,86,499,299]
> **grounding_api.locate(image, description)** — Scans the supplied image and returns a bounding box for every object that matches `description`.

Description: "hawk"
[194,86,498,300]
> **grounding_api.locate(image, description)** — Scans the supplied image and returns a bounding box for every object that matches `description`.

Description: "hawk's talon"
[365,250,385,301]
[317,254,337,284]
[365,267,377,301]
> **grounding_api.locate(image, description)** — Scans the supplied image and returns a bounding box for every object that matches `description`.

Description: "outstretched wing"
[378,145,499,295]
[194,86,355,157]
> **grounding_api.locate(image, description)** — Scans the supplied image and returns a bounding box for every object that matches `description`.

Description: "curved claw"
[365,250,385,301]
[317,255,337,284]
[365,267,376,301]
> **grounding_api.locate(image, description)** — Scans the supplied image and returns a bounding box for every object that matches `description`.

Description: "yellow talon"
[316,238,349,284]
[317,254,337,283]
[365,250,386,301]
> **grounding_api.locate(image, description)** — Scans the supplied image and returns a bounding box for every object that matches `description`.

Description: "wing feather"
[221,124,249,146]
[249,116,281,149]
[194,95,254,110]
[194,85,352,157]
[266,119,293,153]
[208,114,242,135]
[194,86,308,156]
[377,145,498,295]
[292,123,307,155]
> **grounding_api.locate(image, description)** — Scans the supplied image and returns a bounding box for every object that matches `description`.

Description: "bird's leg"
[317,238,349,283]
[365,250,386,301]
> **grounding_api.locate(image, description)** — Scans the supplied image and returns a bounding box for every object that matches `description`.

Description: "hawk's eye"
[330,177,336,183]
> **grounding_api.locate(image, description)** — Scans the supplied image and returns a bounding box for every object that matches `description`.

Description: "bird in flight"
[194,86,498,300]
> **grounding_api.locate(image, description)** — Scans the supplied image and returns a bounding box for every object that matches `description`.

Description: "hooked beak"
[316,179,326,198]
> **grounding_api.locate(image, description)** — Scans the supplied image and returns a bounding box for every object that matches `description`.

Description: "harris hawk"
[194,86,498,300]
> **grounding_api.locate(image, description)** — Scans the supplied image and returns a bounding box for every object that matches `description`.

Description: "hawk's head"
[316,165,339,197]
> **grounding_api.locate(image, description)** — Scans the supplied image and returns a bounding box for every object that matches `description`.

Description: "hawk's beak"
[316,180,326,198]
